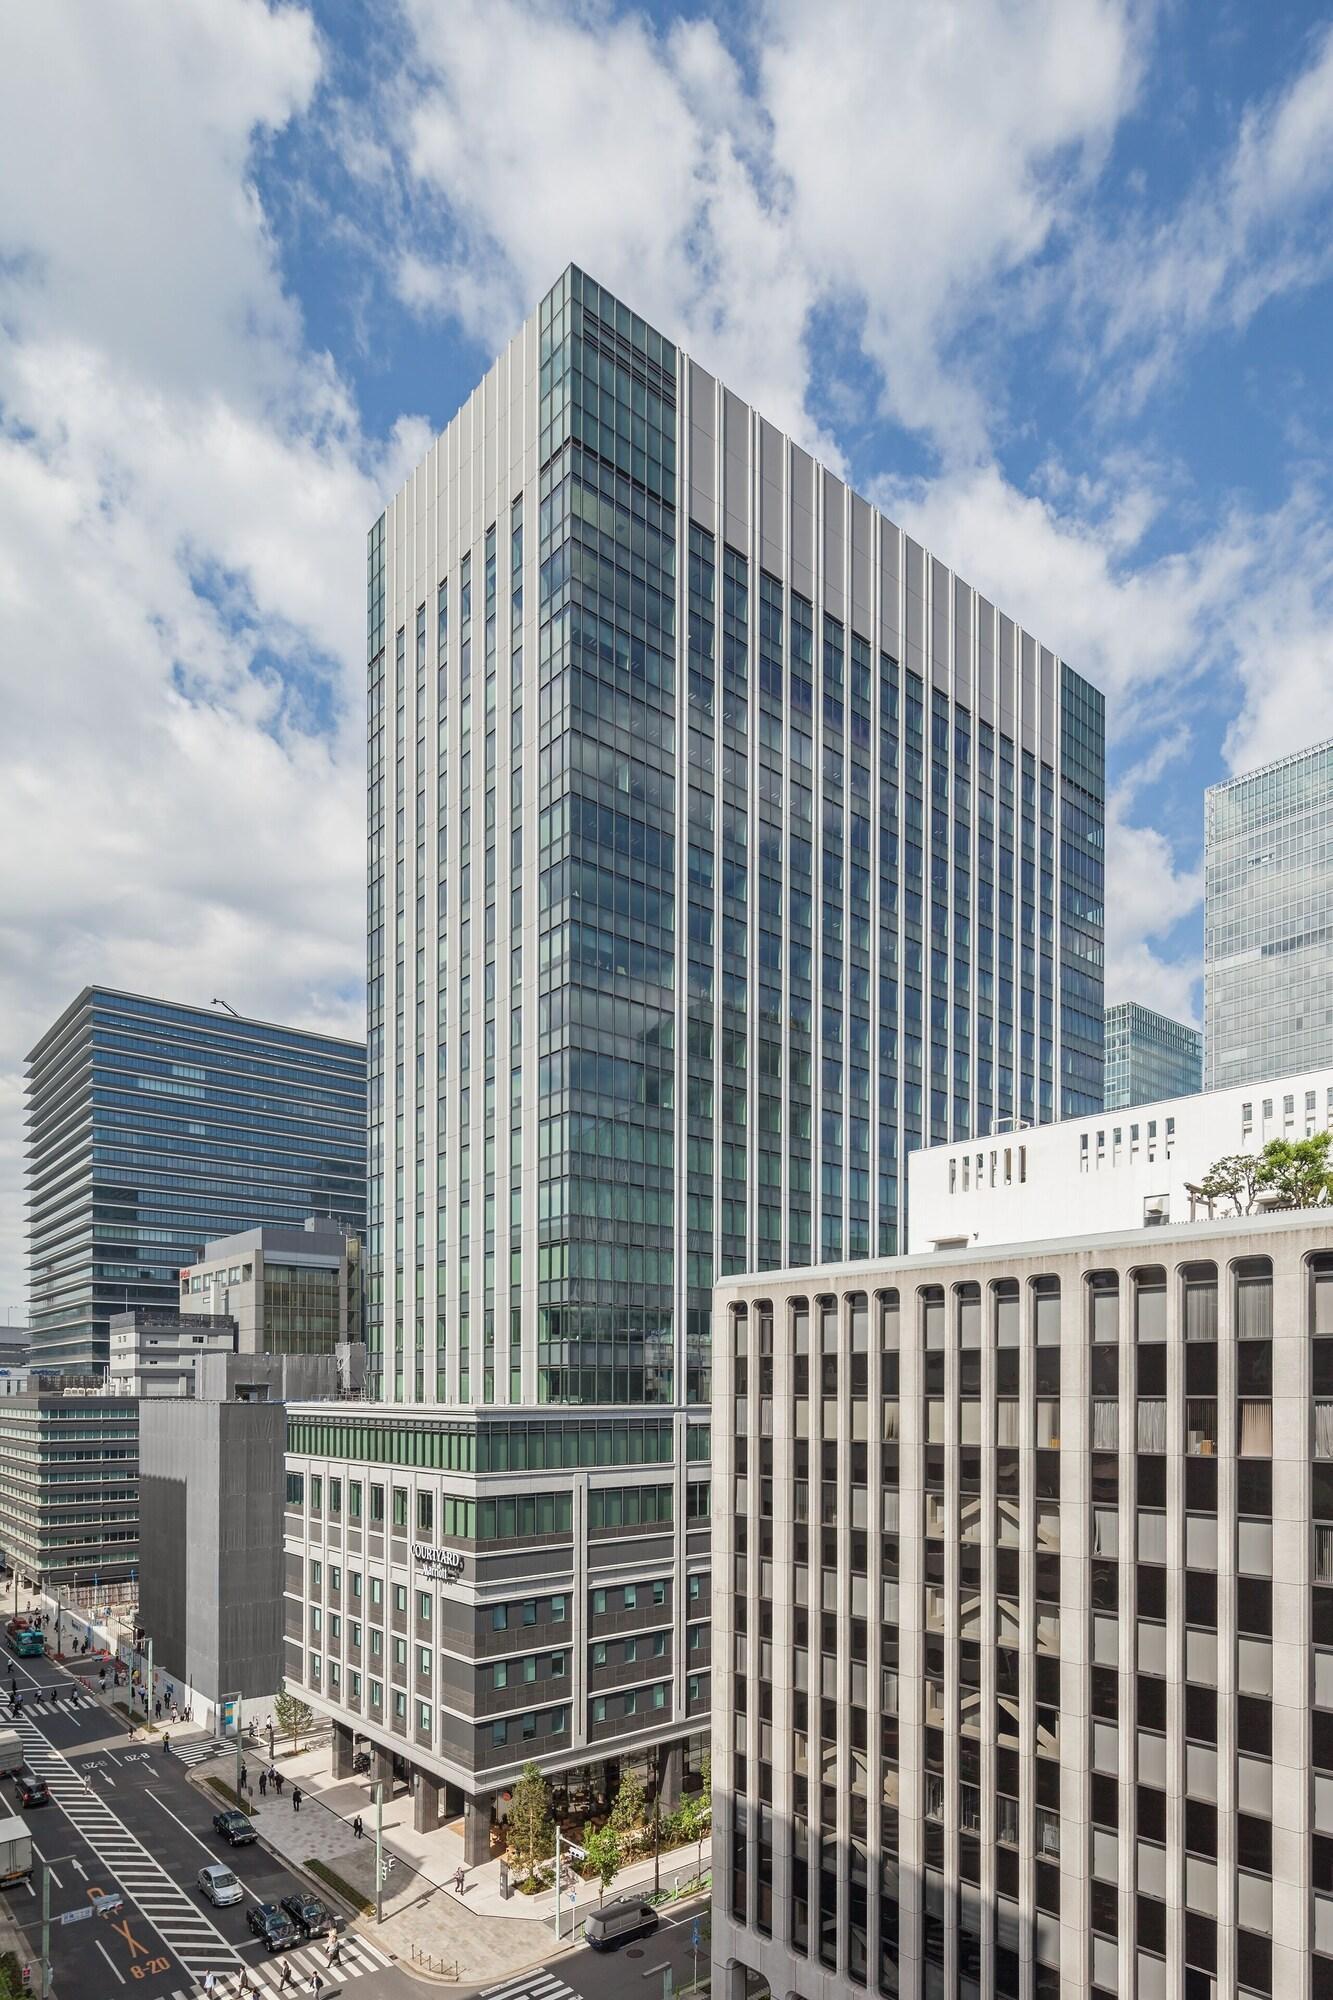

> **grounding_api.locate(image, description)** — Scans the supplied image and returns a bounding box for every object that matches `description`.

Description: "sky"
[2,0,1333,1315]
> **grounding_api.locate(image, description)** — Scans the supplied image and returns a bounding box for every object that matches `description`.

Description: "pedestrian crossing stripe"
[165,1736,228,1765]
[480,1970,580,2000]
[2,1694,98,1718]
[153,1928,393,1993]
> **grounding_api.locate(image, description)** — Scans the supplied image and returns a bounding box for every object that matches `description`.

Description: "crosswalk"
[2,1691,99,1720]
[166,1736,228,1767]
[150,1930,394,1995]
[480,1970,581,2000]
[10,1710,242,1980]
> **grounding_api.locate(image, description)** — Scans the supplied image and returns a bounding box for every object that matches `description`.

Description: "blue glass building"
[26,987,366,1374]
[1103,999,1201,1110]
[282,268,1105,1840]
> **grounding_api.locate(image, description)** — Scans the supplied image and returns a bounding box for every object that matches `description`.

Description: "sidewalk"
[226,1738,711,1978]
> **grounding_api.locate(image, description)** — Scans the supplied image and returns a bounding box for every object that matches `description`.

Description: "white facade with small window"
[908,1063,1333,1252]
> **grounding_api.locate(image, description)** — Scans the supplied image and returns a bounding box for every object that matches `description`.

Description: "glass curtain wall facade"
[1205,738,1333,1089]
[26,988,367,1374]
[318,265,1104,1822]
[1103,1001,1202,1111]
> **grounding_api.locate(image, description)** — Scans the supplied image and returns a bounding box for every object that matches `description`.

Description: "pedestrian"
[240,1765,249,1794]
[154,1697,162,1720]
[454,1865,465,1895]
[273,1769,284,1797]
[203,1973,216,1998]
[185,1704,192,1722]
[277,1962,294,1992]
[351,1813,362,1840]
[162,1732,171,1756]
[308,1972,323,1999]
[259,1769,268,1797]
[292,1785,302,1813]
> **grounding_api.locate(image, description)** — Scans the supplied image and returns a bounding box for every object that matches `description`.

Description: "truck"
[4,1616,43,1664]
[0,1730,22,1779]
[0,1809,32,1888]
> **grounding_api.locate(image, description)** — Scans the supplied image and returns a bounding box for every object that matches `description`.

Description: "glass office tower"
[1103,1000,1201,1111]
[1205,737,1333,1089]
[26,987,367,1374]
[285,267,1105,1843]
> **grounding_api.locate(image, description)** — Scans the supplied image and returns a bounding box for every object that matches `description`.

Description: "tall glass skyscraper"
[283,268,1105,1842]
[1205,737,1333,1088]
[1103,1000,1201,1110]
[26,987,366,1374]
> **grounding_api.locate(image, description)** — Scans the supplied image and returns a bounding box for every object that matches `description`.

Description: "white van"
[583,1898,658,1950]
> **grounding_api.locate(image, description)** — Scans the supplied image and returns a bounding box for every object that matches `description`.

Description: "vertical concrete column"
[414,1769,441,1834]
[373,1746,394,1794]
[332,1722,355,1781]
[463,1792,493,1866]
[658,1741,684,1811]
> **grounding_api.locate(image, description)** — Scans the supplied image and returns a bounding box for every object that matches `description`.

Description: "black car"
[13,1769,50,1809]
[279,1891,344,1938]
[212,1808,256,1846]
[246,1902,298,1952]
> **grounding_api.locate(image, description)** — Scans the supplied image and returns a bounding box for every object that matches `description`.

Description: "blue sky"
[2,0,1333,1311]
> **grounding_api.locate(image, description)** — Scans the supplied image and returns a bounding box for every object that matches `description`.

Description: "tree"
[1196,1151,1263,1217]
[509,1760,554,1883]
[677,1784,711,1881]
[609,1764,647,1848]
[273,1690,314,1753]
[1257,1132,1333,1210]
[582,1820,622,1903]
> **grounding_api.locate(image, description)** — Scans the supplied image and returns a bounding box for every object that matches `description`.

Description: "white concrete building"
[908,1063,1333,1253]
[179,1219,361,1357]
[107,1310,237,1397]
[713,1208,1333,2000]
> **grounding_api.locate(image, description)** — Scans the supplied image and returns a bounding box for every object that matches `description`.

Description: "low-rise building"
[179,1219,361,1356]
[108,1309,238,1397]
[139,1349,363,1730]
[0,1390,138,1589]
[712,1211,1329,2000]
[282,1405,710,1850]
[908,1061,1333,1251]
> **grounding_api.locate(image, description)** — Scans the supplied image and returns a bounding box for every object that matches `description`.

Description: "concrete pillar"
[658,1741,684,1811]
[414,1769,441,1834]
[373,1746,394,1795]
[463,1793,492,1866]
[332,1722,355,1781]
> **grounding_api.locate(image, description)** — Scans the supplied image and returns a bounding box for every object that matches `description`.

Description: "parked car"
[196,1863,243,1907]
[279,1890,343,1938]
[584,1898,658,1950]
[12,1771,49,1810]
[246,1902,298,1951]
[212,1808,256,1847]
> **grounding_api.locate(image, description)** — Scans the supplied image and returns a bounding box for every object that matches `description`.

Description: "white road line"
[482,1973,572,2000]
[142,1786,263,1901]
[95,1935,127,1985]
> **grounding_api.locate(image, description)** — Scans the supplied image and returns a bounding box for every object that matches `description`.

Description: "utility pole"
[146,1635,153,1720]
[374,1780,384,1925]
[41,1858,50,1998]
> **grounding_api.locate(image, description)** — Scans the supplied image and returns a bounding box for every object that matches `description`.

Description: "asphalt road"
[0,1643,416,1999]
[474,1894,711,2000]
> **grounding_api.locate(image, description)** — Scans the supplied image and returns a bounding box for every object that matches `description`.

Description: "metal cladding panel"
[905,537,925,674]
[879,515,902,656]
[759,417,785,575]
[931,556,950,677]
[722,389,750,550]
[789,444,815,595]
[976,594,997,725]
[850,492,873,637]
[822,470,845,621]
[689,360,717,532]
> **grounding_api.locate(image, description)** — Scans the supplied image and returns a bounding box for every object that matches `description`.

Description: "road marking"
[95,1937,126,1986]
[7,1712,241,1978]
[481,1972,578,2000]
[142,1787,262,1901]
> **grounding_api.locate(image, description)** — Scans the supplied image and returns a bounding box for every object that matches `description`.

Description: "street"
[0,1643,418,1998]
[475,1895,711,2000]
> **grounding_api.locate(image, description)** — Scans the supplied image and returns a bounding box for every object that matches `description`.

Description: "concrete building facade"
[1104,1000,1202,1112]
[108,1310,238,1397]
[712,1211,1333,2000]
[1205,738,1333,1089]
[26,987,367,1374]
[908,1062,1333,1253]
[290,263,1105,1839]
[0,1391,138,1589]
[179,1219,363,1356]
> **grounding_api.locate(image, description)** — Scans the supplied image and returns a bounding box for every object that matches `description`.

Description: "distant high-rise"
[1103,999,1201,1110]
[1205,737,1333,1088]
[26,988,366,1375]
[286,265,1106,1853]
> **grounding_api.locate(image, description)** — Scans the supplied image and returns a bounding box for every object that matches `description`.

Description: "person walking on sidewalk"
[453,1866,465,1895]
[351,1813,363,1840]
[259,1769,268,1797]
[291,1785,302,1813]
[273,1768,284,1797]
[276,1963,295,1993]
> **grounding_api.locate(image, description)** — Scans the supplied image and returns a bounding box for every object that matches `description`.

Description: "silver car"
[197,1863,243,1907]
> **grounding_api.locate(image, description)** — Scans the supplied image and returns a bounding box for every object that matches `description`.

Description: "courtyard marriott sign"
[412,1542,465,1583]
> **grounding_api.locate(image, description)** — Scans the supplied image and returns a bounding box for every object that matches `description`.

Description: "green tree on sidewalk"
[274,1689,314,1753]
[509,1760,554,1884]
[609,1764,646,1850]
[582,1821,622,1904]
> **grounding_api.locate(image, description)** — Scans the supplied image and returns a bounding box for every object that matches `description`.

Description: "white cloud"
[0,2,425,1314]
